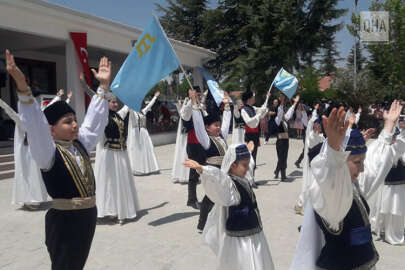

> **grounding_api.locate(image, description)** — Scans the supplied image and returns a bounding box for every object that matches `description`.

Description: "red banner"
[69,32,91,107]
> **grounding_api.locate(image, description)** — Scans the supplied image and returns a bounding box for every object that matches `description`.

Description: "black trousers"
[186,143,206,203]
[296,132,306,164]
[245,132,260,163]
[276,138,289,173]
[197,195,214,231]
[45,207,97,270]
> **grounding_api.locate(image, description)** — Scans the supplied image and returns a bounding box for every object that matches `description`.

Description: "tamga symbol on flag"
[111,16,180,111]
[273,68,298,99]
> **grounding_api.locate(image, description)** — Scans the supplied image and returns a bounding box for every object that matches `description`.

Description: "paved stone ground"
[0,138,404,269]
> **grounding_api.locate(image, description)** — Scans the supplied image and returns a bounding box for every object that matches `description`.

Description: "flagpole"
[153,14,195,92]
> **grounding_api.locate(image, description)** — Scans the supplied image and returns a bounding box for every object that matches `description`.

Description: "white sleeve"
[0,98,22,127]
[65,98,71,104]
[46,95,61,108]
[18,95,55,170]
[355,112,361,125]
[180,99,192,121]
[284,104,296,121]
[309,144,353,229]
[302,110,308,127]
[78,87,109,153]
[358,130,405,199]
[241,108,260,128]
[117,105,130,119]
[192,109,210,150]
[142,96,157,115]
[200,166,241,206]
[275,106,284,126]
[221,108,232,140]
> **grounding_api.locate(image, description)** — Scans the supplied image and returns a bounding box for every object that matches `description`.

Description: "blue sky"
[45,0,373,67]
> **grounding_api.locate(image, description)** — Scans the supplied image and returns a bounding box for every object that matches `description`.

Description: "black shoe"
[187,201,201,210]
[274,170,279,179]
[295,161,301,168]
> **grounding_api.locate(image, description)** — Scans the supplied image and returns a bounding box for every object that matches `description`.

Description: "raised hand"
[348,112,356,128]
[183,158,202,174]
[293,94,300,105]
[91,57,112,90]
[280,95,285,105]
[383,100,403,133]
[361,128,375,142]
[154,91,160,98]
[323,107,349,151]
[247,141,254,153]
[57,89,64,97]
[67,91,73,99]
[5,50,29,92]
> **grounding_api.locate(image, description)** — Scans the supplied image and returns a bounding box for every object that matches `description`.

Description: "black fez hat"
[43,101,75,125]
[203,113,221,126]
[193,86,201,92]
[241,90,254,102]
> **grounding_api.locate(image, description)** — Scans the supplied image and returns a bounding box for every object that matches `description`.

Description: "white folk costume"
[370,128,405,245]
[0,99,48,206]
[18,88,109,269]
[296,110,325,211]
[95,105,140,221]
[192,105,232,231]
[290,128,405,270]
[200,144,274,270]
[171,98,190,183]
[232,104,245,144]
[127,96,159,175]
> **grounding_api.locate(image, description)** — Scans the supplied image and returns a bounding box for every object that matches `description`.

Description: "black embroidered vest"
[314,190,379,270]
[234,109,245,129]
[205,135,227,167]
[226,176,263,237]
[104,111,128,150]
[41,140,95,199]
[385,159,405,185]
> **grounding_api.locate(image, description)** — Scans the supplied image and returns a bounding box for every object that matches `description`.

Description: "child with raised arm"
[184,143,275,270]
[6,49,111,270]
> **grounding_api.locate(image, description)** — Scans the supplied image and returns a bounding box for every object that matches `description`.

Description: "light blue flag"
[273,68,298,99]
[198,67,227,106]
[111,16,180,111]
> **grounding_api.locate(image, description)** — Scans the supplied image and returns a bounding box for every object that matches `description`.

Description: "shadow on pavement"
[148,211,199,227]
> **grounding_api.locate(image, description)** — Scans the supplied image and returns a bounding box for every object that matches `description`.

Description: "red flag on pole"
[70,32,91,107]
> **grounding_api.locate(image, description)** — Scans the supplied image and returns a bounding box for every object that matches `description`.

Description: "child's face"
[346,154,366,181]
[50,113,78,141]
[206,121,221,137]
[230,158,250,178]
[109,98,119,111]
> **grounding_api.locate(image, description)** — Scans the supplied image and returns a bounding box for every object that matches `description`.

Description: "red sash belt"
[245,126,259,133]
[187,130,200,144]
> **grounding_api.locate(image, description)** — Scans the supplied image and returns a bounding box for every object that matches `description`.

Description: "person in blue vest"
[5,49,111,270]
[183,143,275,270]
[181,87,206,210]
[290,101,405,270]
[190,90,232,232]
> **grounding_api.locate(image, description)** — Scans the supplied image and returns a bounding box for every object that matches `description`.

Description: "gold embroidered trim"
[209,136,227,157]
[20,99,34,105]
[52,196,95,210]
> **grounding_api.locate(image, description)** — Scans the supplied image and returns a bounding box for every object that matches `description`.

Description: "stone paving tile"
[0,138,403,269]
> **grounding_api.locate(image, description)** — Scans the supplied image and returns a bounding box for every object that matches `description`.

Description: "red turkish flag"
[70,32,91,107]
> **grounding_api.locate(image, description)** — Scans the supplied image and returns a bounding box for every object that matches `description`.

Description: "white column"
[65,39,85,124]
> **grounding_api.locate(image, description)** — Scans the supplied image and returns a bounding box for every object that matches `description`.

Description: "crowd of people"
[2,48,405,270]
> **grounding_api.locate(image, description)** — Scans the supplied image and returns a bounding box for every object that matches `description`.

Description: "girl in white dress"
[0,98,48,209]
[127,92,160,175]
[171,98,190,183]
[184,144,274,270]
[95,97,140,224]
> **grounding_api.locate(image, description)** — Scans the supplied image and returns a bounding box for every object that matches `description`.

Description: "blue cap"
[235,144,251,160]
[346,129,367,155]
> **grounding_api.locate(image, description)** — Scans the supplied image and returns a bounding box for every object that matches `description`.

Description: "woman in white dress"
[171,98,190,183]
[184,144,274,270]
[95,97,140,224]
[127,92,160,175]
[0,98,48,209]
